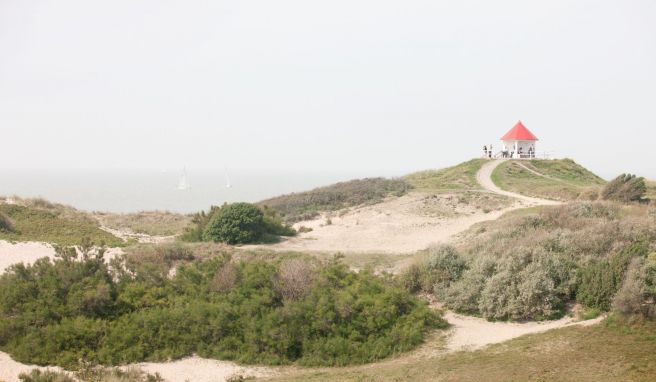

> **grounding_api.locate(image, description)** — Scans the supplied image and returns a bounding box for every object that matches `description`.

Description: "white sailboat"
[178,167,190,190]
[224,168,232,189]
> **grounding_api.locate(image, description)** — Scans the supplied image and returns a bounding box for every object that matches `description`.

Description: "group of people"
[483,144,536,159]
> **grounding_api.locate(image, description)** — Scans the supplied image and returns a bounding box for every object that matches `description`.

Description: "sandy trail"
[99,225,176,244]
[262,192,523,255]
[443,311,603,352]
[135,356,275,382]
[476,160,561,206]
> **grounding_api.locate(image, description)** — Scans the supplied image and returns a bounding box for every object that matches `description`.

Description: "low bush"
[400,245,466,296]
[0,246,443,368]
[601,174,647,203]
[182,203,295,244]
[0,212,14,232]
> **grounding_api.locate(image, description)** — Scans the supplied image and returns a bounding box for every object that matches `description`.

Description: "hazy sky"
[1,0,655,179]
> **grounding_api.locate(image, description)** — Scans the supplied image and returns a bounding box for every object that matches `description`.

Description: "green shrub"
[182,203,294,244]
[601,174,647,203]
[0,211,14,232]
[0,246,443,368]
[426,245,466,283]
[577,242,647,311]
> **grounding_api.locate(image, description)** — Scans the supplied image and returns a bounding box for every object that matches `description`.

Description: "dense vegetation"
[0,245,444,368]
[402,202,656,321]
[403,159,486,191]
[0,201,123,246]
[181,202,295,244]
[491,159,605,201]
[258,178,411,223]
[600,173,647,203]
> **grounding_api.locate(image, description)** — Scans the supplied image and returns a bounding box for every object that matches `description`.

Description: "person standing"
[483,145,488,158]
[488,144,493,158]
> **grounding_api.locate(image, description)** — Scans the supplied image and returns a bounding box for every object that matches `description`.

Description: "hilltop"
[491,158,606,201]
[256,158,604,256]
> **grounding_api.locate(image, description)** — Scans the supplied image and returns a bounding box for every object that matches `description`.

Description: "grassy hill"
[0,198,123,246]
[403,159,486,191]
[491,159,606,201]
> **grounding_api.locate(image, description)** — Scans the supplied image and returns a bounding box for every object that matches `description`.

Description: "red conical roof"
[501,121,538,141]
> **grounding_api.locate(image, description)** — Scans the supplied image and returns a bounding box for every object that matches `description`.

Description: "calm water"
[0,168,401,213]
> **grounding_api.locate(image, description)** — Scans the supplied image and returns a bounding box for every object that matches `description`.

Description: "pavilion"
[500,121,538,159]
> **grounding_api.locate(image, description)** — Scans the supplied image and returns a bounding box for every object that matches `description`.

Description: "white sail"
[224,168,232,188]
[178,167,190,190]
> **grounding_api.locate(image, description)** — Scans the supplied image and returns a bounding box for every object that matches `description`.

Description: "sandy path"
[443,311,603,352]
[136,356,274,382]
[262,192,522,254]
[0,240,56,273]
[99,226,176,244]
[476,160,561,206]
[0,352,69,382]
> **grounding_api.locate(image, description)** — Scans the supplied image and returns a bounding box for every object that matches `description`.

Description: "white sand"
[0,240,56,273]
[444,311,604,352]
[0,352,68,382]
[260,192,523,254]
[99,226,175,244]
[136,356,274,382]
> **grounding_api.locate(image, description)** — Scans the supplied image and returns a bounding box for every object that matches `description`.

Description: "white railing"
[483,151,557,160]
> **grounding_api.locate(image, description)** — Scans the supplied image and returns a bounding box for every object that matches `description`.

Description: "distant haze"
[1,1,655,180]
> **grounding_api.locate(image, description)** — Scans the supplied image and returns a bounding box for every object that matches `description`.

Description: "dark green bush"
[0,211,14,232]
[601,174,647,203]
[182,203,294,244]
[0,246,443,368]
[202,203,266,244]
[577,242,647,311]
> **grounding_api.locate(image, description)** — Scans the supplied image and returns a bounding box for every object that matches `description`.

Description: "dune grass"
[491,159,605,201]
[94,210,192,236]
[266,318,656,382]
[0,203,123,246]
[403,159,487,192]
[258,178,411,223]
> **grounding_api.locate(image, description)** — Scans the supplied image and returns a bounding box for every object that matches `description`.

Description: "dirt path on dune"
[264,160,559,256]
[476,160,561,206]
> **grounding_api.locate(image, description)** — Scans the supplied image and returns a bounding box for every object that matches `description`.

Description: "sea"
[0,168,403,214]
